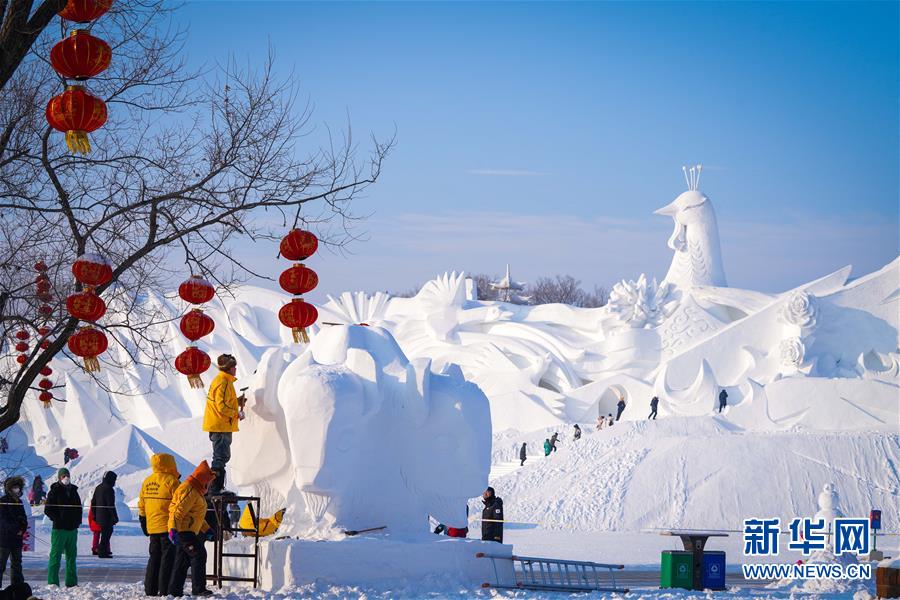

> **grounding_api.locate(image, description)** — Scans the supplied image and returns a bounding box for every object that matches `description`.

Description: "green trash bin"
[661,550,693,589]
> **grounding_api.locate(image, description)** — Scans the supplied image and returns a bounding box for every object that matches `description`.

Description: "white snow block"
[214,536,513,591]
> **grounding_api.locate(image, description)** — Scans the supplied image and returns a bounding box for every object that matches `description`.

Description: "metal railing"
[477,552,629,593]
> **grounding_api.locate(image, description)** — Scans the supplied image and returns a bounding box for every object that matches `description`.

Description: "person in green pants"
[44,468,82,587]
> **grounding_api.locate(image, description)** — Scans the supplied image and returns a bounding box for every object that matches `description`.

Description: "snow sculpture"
[779,337,806,370]
[814,483,844,523]
[606,274,675,330]
[654,164,727,289]
[780,291,819,329]
[231,325,492,539]
[489,264,530,303]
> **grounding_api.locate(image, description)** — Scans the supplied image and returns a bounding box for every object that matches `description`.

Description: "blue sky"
[181,1,898,300]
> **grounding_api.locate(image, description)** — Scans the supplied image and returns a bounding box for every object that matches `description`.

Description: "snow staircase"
[489,453,547,481]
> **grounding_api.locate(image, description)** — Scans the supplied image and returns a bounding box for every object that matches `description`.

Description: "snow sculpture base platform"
[215,535,514,592]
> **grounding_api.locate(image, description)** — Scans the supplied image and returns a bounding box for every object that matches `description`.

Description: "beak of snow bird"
[654,200,678,217]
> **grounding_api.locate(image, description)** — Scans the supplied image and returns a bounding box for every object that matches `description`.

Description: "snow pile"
[491,418,900,532]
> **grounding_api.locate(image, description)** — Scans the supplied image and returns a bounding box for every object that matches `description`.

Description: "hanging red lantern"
[66,291,107,322]
[34,261,48,272]
[36,281,51,293]
[71,253,113,288]
[278,298,318,344]
[58,0,112,22]
[50,30,111,81]
[40,366,53,377]
[179,310,215,342]
[280,229,318,261]
[67,326,108,372]
[38,379,53,390]
[16,355,27,365]
[38,327,50,336]
[14,342,28,353]
[38,304,53,316]
[175,346,211,389]
[178,275,215,304]
[46,85,107,154]
[37,292,53,303]
[278,264,318,296]
[15,331,29,341]
[40,340,50,350]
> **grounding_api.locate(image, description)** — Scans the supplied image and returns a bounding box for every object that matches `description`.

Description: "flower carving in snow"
[780,291,818,329]
[779,337,805,368]
[607,273,677,329]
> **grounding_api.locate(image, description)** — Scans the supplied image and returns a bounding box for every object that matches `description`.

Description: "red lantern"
[278,298,318,343]
[279,264,318,296]
[179,309,215,342]
[38,304,53,316]
[280,229,318,261]
[175,346,211,389]
[58,0,112,22]
[67,326,108,372]
[34,261,48,272]
[50,30,112,81]
[37,293,53,303]
[38,379,53,390]
[46,85,107,154]
[40,366,53,377]
[15,342,28,353]
[15,331,29,341]
[66,291,107,322]
[71,253,112,288]
[178,275,215,305]
[40,340,50,350]
[16,355,27,365]
[36,281,51,293]
[38,327,50,336]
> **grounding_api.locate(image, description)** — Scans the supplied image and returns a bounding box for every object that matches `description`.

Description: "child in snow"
[549,432,559,452]
[573,424,582,441]
[607,414,614,427]
[0,476,27,588]
[596,415,605,430]
[543,439,551,456]
[519,443,527,467]
[27,477,44,506]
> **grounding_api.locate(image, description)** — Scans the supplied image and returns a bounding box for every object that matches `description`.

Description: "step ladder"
[206,494,261,589]
[477,552,629,593]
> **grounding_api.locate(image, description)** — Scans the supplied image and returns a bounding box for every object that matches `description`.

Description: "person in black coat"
[481,487,504,543]
[648,396,659,420]
[0,477,27,588]
[549,432,559,452]
[573,424,582,441]
[615,397,626,421]
[44,468,82,587]
[718,389,728,413]
[90,471,119,558]
[518,443,527,467]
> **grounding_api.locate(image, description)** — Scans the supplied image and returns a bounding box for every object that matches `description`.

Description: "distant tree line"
[393,273,609,307]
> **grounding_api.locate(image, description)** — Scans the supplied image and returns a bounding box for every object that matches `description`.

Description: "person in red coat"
[87,507,101,556]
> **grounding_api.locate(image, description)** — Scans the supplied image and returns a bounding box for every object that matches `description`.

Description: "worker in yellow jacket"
[167,460,215,598]
[138,453,180,596]
[202,354,245,495]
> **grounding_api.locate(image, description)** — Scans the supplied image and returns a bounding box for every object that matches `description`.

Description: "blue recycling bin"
[701,551,726,590]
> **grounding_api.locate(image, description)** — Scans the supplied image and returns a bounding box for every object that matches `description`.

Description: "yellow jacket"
[202,371,239,433]
[138,454,181,535]
[168,461,215,534]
